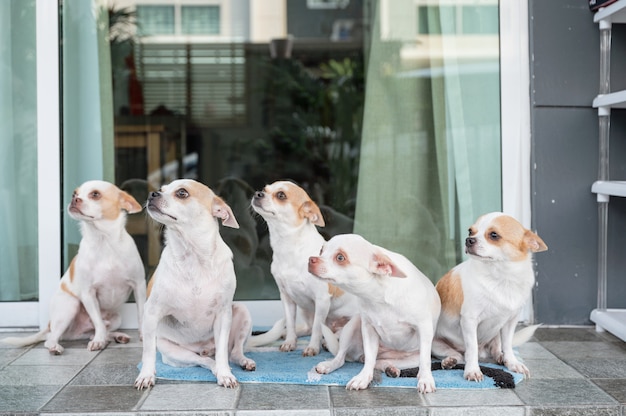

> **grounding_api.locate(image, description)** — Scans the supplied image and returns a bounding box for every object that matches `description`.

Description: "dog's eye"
[175,188,189,199]
[336,253,345,262]
[489,231,500,241]
[89,191,101,200]
[276,191,287,200]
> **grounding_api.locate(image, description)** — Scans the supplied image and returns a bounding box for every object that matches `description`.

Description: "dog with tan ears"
[432,212,547,382]
[250,181,358,356]
[135,179,255,390]
[1,180,146,354]
[308,234,441,392]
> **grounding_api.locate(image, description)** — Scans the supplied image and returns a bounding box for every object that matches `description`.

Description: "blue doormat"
[139,339,523,389]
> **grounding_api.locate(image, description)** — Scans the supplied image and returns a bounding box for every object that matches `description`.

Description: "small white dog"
[134,179,256,390]
[1,180,146,354]
[432,212,547,381]
[308,234,441,393]
[251,181,358,356]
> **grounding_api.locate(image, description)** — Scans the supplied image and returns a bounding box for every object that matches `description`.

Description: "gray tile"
[237,384,330,410]
[564,359,626,378]
[0,365,83,386]
[517,342,560,360]
[522,358,584,379]
[10,345,97,366]
[237,411,330,416]
[514,378,618,406]
[527,406,621,416]
[140,383,238,411]
[41,385,144,412]
[329,386,425,408]
[0,385,61,412]
[541,341,626,360]
[423,388,523,407]
[533,328,604,342]
[90,346,142,365]
[592,378,626,404]
[70,363,139,386]
[430,408,525,416]
[0,347,27,368]
[334,408,427,416]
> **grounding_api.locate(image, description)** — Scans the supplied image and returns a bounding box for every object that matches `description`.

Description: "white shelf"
[594,0,626,24]
[592,180,626,197]
[593,90,626,109]
[590,309,626,342]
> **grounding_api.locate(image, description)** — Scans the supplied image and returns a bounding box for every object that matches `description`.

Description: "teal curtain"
[0,0,38,301]
[354,0,501,283]
[62,0,115,262]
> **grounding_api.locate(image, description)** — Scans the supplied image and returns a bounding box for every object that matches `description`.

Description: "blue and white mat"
[140,339,524,389]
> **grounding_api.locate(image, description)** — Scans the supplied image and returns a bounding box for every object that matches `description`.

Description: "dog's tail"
[246,318,286,347]
[321,324,339,356]
[1,328,48,348]
[513,324,541,347]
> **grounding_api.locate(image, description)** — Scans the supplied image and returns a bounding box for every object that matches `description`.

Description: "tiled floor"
[1,327,625,415]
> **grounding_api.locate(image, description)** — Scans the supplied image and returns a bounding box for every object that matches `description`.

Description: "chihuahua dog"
[432,212,547,382]
[1,180,146,354]
[134,179,255,390]
[308,234,441,393]
[251,181,358,356]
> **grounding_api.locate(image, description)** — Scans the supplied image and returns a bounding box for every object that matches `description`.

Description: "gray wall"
[530,0,626,324]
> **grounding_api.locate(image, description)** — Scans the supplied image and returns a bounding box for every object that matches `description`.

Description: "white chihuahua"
[308,234,441,393]
[1,180,146,354]
[135,179,255,390]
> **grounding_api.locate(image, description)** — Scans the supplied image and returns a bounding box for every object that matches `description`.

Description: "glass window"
[61,0,501,302]
[0,0,39,301]
[136,5,175,36]
[181,6,220,35]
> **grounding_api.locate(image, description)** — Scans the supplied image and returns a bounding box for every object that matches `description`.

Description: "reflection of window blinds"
[136,43,246,127]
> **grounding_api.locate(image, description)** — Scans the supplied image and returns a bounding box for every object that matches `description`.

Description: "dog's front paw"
[240,358,256,371]
[217,372,239,388]
[346,373,372,390]
[464,367,484,382]
[441,357,457,369]
[279,341,296,352]
[87,339,106,351]
[417,375,436,393]
[134,373,155,390]
[505,359,530,377]
[315,360,335,374]
[302,346,319,357]
[113,334,130,344]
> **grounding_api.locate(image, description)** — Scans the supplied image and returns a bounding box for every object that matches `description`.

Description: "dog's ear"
[369,252,406,278]
[119,190,143,214]
[300,200,325,227]
[524,230,548,253]
[212,196,240,229]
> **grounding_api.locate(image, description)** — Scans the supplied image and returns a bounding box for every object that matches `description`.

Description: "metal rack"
[589,0,626,342]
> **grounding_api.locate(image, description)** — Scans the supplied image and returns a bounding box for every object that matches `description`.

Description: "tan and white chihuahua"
[135,179,255,390]
[251,181,358,356]
[308,234,441,393]
[1,180,146,354]
[433,212,547,381]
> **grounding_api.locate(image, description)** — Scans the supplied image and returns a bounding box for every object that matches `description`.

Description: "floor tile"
[423,388,523,407]
[514,378,618,406]
[517,342,560,359]
[70,363,139,386]
[592,378,626,404]
[0,385,61,412]
[541,341,626,360]
[0,347,27,369]
[90,346,143,365]
[10,345,98,366]
[237,384,330,410]
[522,358,584,379]
[334,408,427,416]
[565,359,626,378]
[527,406,621,416]
[140,383,238,411]
[430,407,525,416]
[329,386,426,408]
[41,385,144,412]
[533,328,605,342]
[0,364,83,386]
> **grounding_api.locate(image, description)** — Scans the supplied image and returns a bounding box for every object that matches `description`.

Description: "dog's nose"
[254,191,264,199]
[149,191,161,199]
[309,256,318,265]
[465,237,477,247]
